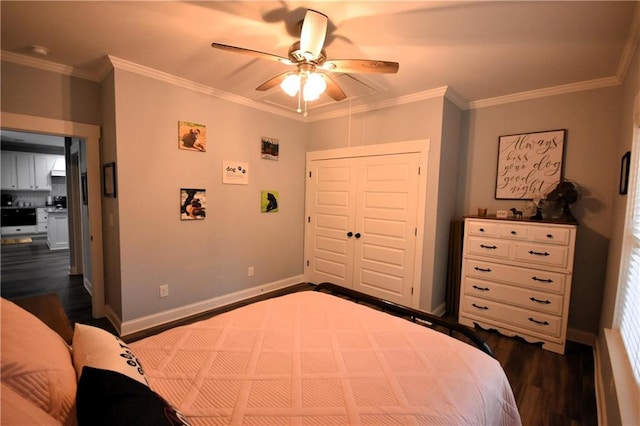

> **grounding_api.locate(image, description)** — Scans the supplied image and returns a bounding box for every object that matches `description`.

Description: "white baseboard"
[594,337,607,426]
[119,275,305,337]
[567,327,596,346]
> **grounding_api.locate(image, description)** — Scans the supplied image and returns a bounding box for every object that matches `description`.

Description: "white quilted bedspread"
[130,291,521,425]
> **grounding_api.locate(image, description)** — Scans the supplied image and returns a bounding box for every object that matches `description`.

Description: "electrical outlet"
[248,266,254,277]
[159,284,169,297]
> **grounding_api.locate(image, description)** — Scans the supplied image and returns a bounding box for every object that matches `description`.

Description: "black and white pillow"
[76,366,190,426]
[72,323,148,386]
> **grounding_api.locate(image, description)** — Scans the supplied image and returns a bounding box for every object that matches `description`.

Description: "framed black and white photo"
[620,151,631,195]
[495,129,566,200]
[103,162,117,198]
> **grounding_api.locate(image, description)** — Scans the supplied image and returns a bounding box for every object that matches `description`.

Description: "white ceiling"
[1,1,639,119]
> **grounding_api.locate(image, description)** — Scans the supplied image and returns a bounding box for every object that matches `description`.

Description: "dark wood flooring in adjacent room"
[0,235,115,333]
[0,236,596,426]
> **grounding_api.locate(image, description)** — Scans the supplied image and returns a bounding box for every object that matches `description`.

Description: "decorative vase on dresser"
[458,216,577,354]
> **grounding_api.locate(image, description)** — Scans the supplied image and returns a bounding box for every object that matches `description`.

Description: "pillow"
[72,323,148,386]
[1,382,62,425]
[76,366,190,426]
[0,298,77,426]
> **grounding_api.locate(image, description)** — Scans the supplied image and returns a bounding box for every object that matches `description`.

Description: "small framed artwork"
[222,161,249,185]
[495,129,566,200]
[103,162,116,198]
[261,190,279,213]
[620,151,631,195]
[81,172,88,205]
[178,121,206,152]
[180,188,206,220]
[261,136,279,160]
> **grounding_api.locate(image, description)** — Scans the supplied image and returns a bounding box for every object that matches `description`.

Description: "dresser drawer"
[467,221,498,237]
[466,237,510,259]
[498,223,530,240]
[464,259,566,293]
[532,227,571,245]
[514,242,570,268]
[463,277,564,315]
[462,296,562,338]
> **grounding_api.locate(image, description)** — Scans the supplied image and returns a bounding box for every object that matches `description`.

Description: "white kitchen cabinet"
[34,155,55,190]
[1,152,18,189]
[1,151,62,191]
[47,210,69,250]
[458,217,577,354]
[16,153,35,190]
[37,208,48,233]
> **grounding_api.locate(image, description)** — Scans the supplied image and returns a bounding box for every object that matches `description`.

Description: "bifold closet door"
[306,152,420,306]
[305,157,357,289]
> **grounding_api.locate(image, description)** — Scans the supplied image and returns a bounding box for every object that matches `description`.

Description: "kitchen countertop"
[45,208,68,213]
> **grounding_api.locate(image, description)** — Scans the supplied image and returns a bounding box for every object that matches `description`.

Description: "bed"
[1,284,521,425]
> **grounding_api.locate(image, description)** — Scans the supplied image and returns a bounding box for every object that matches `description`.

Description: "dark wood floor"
[1,235,115,332]
[1,236,597,426]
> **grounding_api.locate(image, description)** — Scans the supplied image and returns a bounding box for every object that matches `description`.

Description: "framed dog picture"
[180,188,206,220]
[261,190,279,213]
[261,136,279,160]
[178,121,206,152]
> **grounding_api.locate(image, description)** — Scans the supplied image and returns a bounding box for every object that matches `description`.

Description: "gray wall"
[110,69,307,321]
[597,37,640,426]
[462,87,622,335]
[1,62,101,125]
[307,96,459,313]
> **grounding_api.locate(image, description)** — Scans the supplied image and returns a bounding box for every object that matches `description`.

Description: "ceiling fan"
[211,9,399,116]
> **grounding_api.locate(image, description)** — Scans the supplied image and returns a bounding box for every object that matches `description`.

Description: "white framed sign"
[495,129,565,199]
[222,161,249,185]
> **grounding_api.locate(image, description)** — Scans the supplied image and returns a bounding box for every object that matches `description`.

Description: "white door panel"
[306,152,420,307]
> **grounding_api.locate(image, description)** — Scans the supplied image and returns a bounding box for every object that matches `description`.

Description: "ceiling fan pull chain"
[297,78,303,114]
[303,101,309,117]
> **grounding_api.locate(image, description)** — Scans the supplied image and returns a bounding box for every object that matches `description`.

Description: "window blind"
[618,133,640,387]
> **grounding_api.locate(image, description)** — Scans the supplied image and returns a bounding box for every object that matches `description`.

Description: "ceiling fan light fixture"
[280,73,300,97]
[303,72,326,101]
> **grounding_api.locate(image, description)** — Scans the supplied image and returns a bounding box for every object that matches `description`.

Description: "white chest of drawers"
[458,217,577,354]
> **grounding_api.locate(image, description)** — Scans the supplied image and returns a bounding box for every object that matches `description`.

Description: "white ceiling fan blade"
[299,9,327,61]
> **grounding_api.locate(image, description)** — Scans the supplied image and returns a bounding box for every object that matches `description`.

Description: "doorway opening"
[0,112,105,319]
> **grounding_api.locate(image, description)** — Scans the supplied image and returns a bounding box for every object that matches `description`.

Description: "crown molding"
[0,50,100,82]
[2,50,627,118]
[468,77,621,110]
[616,2,640,83]
[105,56,304,121]
[307,86,451,122]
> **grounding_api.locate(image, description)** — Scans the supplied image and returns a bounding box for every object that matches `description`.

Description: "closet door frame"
[304,139,430,308]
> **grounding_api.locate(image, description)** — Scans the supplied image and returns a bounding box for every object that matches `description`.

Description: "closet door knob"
[347,232,353,237]
[355,233,361,239]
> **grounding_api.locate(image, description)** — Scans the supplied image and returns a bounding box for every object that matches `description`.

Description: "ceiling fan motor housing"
[288,41,326,65]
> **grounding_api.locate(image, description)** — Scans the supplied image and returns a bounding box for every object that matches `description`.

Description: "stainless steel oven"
[1,208,37,227]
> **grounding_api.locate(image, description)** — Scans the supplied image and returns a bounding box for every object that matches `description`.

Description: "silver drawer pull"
[480,244,498,250]
[528,250,550,256]
[528,317,550,326]
[532,276,553,283]
[529,297,551,304]
[472,303,489,310]
[472,285,490,291]
[474,267,492,273]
